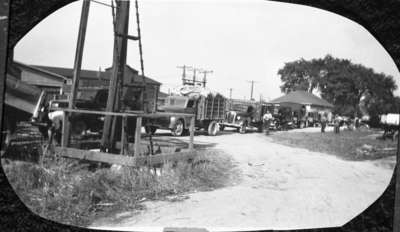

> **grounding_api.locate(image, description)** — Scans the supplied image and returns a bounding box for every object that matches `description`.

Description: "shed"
[269,91,334,122]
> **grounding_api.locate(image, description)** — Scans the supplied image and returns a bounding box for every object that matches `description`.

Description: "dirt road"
[91,130,395,231]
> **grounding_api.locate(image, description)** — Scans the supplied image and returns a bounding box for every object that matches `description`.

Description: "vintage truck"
[144,91,226,136]
[32,88,141,143]
[220,100,273,133]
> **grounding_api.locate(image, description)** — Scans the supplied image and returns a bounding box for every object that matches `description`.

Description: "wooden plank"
[204,98,208,120]
[134,117,142,158]
[120,116,128,155]
[4,92,37,114]
[49,107,194,118]
[189,116,195,150]
[217,97,220,119]
[210,96,214,119]
[54,147,198,167]
[394,114,400,232]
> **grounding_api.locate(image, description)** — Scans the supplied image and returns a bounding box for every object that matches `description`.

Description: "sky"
[14,0,400,100]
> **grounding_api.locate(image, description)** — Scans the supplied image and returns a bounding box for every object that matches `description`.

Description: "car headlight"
[237,116,241,120]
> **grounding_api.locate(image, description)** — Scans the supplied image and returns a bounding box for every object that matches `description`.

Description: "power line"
[90,0,114,8]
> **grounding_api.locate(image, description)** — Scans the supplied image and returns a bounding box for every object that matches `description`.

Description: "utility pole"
[228,88,233,110]
[101,0,130,151]
[199,70,213,87]
[61,0,91,147]
[192,67,201,86]
[177,65,192,85]
[247,80,257,101]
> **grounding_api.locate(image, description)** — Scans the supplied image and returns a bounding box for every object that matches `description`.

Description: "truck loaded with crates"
[144,86,226,136]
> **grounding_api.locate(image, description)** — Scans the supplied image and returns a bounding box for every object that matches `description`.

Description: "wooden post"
[189,116,195,150]
[61,0,90,147]
[120,116,128,155]
[133,117,142,157]
[0,0,9,152]
[394,114,400,232]
[101,1,130,150]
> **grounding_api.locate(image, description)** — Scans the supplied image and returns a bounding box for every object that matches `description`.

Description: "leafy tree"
[277,55,398,118]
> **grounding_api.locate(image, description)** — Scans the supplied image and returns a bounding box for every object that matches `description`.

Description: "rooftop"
[269,90,334,108]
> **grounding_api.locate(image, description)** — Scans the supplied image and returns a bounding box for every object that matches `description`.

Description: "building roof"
[269,91,334,108]
[158,91,169,98]
[13,61,69,82]
[32,64,161,85]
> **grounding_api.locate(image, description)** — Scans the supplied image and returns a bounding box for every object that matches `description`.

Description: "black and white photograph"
[1,0,400,231]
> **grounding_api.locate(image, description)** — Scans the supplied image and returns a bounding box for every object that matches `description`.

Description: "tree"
[278,58,325,93]
[277,55,398,118]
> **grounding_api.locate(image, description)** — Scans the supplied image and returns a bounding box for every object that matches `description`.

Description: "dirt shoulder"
[91,131,395,231]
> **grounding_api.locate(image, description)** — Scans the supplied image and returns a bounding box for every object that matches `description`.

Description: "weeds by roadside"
[270,129,396,161]
[2,149,239,227]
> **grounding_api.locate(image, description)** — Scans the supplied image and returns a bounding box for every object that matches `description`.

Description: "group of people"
[261,108,364,135]
[321,114,362,134]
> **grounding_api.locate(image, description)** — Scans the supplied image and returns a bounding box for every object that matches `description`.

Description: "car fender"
[169,116,178,129]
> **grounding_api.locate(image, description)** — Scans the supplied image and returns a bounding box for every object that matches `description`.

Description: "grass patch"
[2,149,238,227]
[270,129,397,161]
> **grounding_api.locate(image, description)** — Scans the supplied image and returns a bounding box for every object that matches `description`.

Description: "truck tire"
[207,121,219,136]
[239,122,247,134]
[257,122,263,133]
[171,119,185,136]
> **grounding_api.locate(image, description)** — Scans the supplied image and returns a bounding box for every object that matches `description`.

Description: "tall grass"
[270,129,397,161]
[2,149,238,227]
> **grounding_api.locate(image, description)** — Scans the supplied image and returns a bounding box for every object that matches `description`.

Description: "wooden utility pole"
[177,65,192,84]
[394,113,400,232]
[61,0,91,147]
[228,88,233,100]
[101,0,130,151]
[192,67,201,85]
[199,70,213,87]
[247,80,257,101]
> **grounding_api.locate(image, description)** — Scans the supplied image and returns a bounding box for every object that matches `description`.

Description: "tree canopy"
[277,55,398,119]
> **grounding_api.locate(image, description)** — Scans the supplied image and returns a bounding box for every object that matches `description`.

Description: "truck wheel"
[145,126,157,135]
[171,119,184,136]
[257,125,263,133]
[239,122,247,134]
[207,121,219,136]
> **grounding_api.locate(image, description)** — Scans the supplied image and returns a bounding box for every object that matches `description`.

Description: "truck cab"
[146,95,195,136]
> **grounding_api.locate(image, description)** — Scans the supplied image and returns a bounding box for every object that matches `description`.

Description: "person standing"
[263,110,273,135]
[321,113,327,133]
[334,115,340,134]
